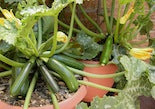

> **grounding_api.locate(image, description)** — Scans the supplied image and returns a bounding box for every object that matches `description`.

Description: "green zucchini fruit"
[37,60,59,93]
[52,54,85,70]
[47,58,79,92]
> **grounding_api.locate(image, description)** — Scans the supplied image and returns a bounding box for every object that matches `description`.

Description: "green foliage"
[20,0,74,17]
[76,32,102,59]
[119,0,134,4]
[77,56,153,109]
[148,67,155,84]
[0,20,18,45]
[151,86,155,99]
[77,74,152,109]
[0,40,13,54]
[42,16,54,35]
[4,0,21,4]
[112,45,127,64]
[64,32,102,60]
[120,56,147,81]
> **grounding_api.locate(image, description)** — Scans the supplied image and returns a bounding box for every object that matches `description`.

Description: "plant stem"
[102,0,111,33]
[123,3,129,15]
[41,15,58,58]
[0,54,24,67]
[30,29,37,46]
[110,0,115,34]
[0,70,12,77]
[74,14,105,38]
[47,85,60,109]
[70,5,105,38]
[38,19,43,49]
[23,72,38,109]
[49,70,62,79]
[119,13,135,38]
[58,20,80,33]
[68,67,125,78]
[26,37,39,56]
[83,63,101,67]
[39,36,54,54]
[78,80,121,93]
[114,4,121,43]
[0,63,10,70]
[55,2,76,54]
[79,5,103,33]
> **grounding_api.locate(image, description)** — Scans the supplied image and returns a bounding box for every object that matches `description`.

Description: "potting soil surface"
[0,75,82,107]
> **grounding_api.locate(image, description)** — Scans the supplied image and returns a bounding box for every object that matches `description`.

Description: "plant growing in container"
[0,0,89,109]
[65,0,155,108]
[0,0,130,109]
[56,0,155,104]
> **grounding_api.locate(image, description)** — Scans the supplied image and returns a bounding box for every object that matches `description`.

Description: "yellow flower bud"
[120,2,134,24]
[0,8,21,27]
[57,31,68,43]
[129,48,154,60]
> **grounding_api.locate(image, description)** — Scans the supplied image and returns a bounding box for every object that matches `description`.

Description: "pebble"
[58,81,66,86]
[0,91,4,94]
[0,86,6,91]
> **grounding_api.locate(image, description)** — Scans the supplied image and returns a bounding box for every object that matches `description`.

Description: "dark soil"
[0,75,82,107]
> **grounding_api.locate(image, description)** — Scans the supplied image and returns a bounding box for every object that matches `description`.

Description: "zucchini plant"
[0,0,127,109]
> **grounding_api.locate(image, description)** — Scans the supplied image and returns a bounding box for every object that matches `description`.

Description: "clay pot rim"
[0,78,88,109]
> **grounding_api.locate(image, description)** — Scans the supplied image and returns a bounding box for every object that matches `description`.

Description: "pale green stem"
[0,54,24,67]
[79,5,103,33]
[0,70,12,77]
[30,29,37,46]
[78,80,121,93]
[58,20,80,33]
[38,19,42,48]
[114,4,121,43]
[47,85,60,109]
[110,0,115,34]
[41,16,58,58]
[55,3,76,54]
[102,0,111,33]
[26,37,39,56]
[23,72,38,109]
[68,66,125,78]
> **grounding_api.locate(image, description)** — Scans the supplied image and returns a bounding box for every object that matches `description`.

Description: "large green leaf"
[151,86,155,99]
[20,0,75,16]
[148,67,155,84]
[120,56,147,81]
[42,16,54,35]
[76,32,102,60]
[76,76,151,109]
[4,0,21,4]
[0,20,18,45]
[76,102,89,109]
[0,40,13,54]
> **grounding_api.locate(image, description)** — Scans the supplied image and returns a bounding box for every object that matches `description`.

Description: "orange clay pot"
[0,82,87,109]
[82,61,118,102]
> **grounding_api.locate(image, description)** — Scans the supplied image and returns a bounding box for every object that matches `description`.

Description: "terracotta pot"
[0,84,87,109]
[82,61,118,102]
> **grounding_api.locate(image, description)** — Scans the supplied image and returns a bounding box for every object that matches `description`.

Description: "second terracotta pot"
[82,61,118,102]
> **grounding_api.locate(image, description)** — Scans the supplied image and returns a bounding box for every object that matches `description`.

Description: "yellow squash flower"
[0,18,4,25]
[0,8,21,27]
[120,2,134,24]
[129,48,154,60]
[57,31,68,43]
